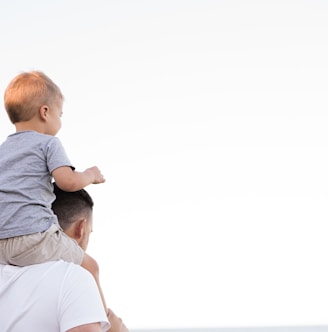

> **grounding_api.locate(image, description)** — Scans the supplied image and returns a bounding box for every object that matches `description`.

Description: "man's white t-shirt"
[0,260,110,332]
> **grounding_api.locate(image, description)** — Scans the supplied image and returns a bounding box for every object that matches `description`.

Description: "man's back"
[0,260,109,332]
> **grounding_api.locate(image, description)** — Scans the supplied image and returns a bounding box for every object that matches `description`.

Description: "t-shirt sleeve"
[59,264,110,332]
[46,137,75,173]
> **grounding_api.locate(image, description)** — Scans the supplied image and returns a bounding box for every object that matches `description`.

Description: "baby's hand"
[87,166,106,184]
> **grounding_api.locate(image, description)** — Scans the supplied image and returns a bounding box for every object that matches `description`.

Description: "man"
[0,184,128,332]
[0,260,109,331]
[52,183,129,332]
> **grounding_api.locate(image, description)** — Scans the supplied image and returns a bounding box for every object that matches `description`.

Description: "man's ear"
[39,105,49,121]
[75,218,87,241]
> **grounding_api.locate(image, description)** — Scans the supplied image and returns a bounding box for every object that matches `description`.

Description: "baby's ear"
[39,105,49,121]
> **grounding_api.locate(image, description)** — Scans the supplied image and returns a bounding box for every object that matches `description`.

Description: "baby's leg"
[0,224,85,266]
[81,253,108,314]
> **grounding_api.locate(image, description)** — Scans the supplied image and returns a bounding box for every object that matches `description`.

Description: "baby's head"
[4,71,64,124]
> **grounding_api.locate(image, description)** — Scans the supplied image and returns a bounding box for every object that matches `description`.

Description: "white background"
[1,0,328,329]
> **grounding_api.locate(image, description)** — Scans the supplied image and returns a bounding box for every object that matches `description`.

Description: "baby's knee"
[82,254,100,278]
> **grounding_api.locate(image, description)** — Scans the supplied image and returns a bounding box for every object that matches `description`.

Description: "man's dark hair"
[52,182,94,231]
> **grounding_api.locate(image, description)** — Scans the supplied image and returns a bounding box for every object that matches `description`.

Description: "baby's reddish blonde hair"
[4,71,64,124]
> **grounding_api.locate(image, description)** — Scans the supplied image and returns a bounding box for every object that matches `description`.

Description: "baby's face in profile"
[44,99,63,136]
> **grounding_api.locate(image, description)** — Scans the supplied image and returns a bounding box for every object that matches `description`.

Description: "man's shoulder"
[0,261,92,293]
[0,260,84,277]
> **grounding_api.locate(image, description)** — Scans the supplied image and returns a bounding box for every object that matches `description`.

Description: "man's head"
[4,71,64,124]
[52,183,94,251]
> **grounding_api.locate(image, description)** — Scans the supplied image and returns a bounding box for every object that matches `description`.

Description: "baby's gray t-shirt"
[0,131,74,238]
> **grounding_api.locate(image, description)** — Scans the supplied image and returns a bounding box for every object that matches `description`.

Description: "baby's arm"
[52,166,105,192]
